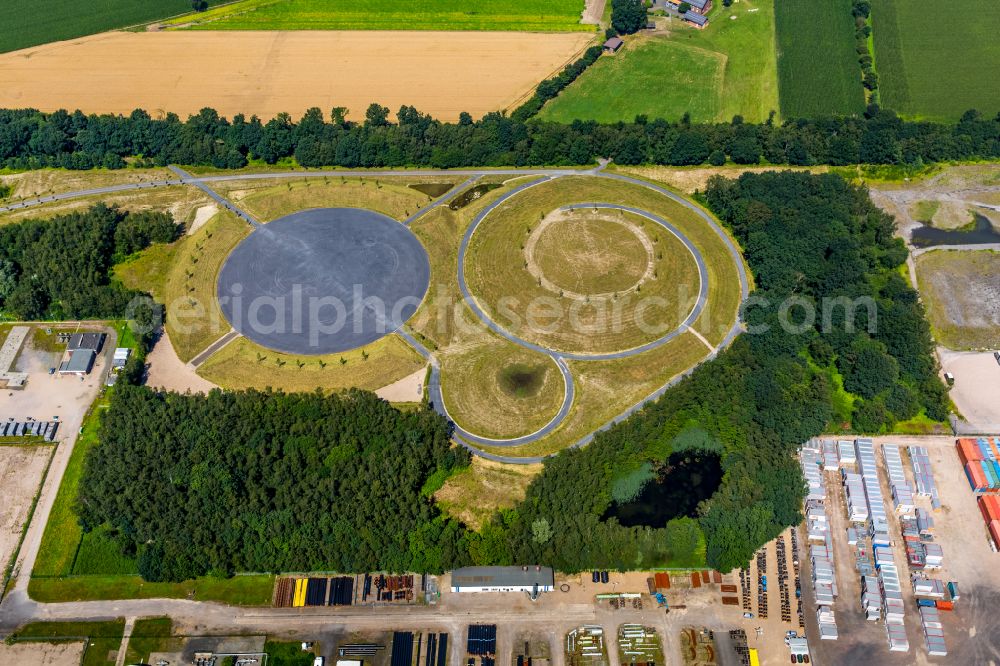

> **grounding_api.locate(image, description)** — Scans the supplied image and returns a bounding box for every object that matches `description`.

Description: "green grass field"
[539,37,723,123]
[0,0,224,54]
[539,0,779,123]
[123,618,183,665]
[168,0,589,31]
[774,0,865,118]
[28,574,274,604]
[872,0,1000,120]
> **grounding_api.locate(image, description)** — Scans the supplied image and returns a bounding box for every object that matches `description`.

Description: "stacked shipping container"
[957,437,1000,493]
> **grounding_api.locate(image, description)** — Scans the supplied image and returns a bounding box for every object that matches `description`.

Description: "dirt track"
[0,31,593,121]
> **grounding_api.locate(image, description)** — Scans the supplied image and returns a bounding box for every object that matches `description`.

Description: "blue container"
[981,460,998,489]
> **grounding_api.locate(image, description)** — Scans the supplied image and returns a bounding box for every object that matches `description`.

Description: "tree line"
[0,104,997,172]
[0,203,180,321]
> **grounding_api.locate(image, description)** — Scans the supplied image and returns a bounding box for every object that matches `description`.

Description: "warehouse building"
[450,566,554,595]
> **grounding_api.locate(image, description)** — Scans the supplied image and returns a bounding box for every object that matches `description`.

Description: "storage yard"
[274,574,424,608]
[799,435,1000,665]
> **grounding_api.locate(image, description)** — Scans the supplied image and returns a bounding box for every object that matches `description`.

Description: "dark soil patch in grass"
[449,183,502,210]
[497,362,547,398]
[408,183,455,197]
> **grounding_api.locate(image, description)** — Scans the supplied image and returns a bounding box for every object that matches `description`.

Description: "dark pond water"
[910,214,1000,247]
[603,451,723,527]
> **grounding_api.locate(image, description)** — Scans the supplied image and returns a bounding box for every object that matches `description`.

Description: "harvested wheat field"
[0,30,593,121]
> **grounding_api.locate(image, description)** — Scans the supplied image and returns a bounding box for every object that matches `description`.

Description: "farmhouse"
[450,566,555,594]
[603,37,624,54]
[667,0,712,14]
[683,10,709,28]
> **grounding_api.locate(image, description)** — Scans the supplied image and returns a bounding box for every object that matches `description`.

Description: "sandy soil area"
[0,446,51,579]
[186,203,218,235]
[145,332,217,394]
[375,365,426,403]
[0,31,593,121]
[938,348,1000,429]
[0,642,85,666]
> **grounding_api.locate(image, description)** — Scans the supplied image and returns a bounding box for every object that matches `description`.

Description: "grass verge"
[28,574,274,605]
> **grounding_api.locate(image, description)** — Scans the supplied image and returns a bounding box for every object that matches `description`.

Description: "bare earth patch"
[0,31,593,121]
[0,445,52,578]
[916,249,1000,350]
[145,331,218,394]
[0,642,85,666]
[434,457,541,530]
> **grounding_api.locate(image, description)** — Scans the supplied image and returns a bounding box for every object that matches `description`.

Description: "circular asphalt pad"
[217,208,430,355]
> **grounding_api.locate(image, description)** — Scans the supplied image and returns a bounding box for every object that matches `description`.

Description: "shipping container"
[990,520,1000,549]
[958,439,983,465]
[967,462,989,492]
[983,460,1000,489]
[936,600,954,611]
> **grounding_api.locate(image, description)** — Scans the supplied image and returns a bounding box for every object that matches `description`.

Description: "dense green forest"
[73,172,947,577]
[0,204,180,321]
[75,387,471,581]
[0,104,997,171]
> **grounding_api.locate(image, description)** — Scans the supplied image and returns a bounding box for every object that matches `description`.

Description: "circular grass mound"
[528,212,651,297]
[464,180,702,355]
[440,339,565,440]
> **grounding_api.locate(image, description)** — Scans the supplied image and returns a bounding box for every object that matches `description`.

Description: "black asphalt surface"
[217,208,430,355]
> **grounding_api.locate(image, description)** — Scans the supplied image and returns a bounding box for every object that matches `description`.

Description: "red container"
[959,439,984,464]
[990,520,1000,549]
[968,462,989,492]
[985,496,1000,522]
[936,600,954,611]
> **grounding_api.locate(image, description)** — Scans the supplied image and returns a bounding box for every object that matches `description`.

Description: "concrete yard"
[939,348,1000,430]
[803,436,1000,665]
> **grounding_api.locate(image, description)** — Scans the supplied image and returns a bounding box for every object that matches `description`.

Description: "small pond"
[603,451,723,527]
[911,213,1000,247]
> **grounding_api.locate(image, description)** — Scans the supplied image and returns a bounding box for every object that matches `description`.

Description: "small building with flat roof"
[67,332,106,353]
[603,37,624,53]
[59,349,95,375]
[450,566,555,594]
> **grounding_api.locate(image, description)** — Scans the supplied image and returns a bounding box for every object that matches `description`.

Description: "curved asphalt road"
[0,165,749,464]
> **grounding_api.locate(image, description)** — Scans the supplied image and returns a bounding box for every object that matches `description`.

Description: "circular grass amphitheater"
[205,172,747,462]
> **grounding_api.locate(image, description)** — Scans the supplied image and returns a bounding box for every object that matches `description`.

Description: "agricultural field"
[165,0,591,32]
[539,0,779,123]
[872,0,1000,120]
[774,0,865,118]
[916,250,1000,350]
[0,0,222,54]
[0,31,594,122]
